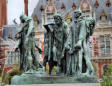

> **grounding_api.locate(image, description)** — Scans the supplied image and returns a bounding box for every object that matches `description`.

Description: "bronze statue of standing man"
[53,13,69,74]
[66,10,84,76]
[43,13,69,74]
[15,14,39,73]
[65,10,95,76]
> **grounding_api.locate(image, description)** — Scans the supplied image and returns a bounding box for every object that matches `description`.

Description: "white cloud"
[7,0,24,25]
[7,0,39,25]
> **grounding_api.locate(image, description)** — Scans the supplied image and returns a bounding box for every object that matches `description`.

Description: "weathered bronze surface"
[11,10,97,84]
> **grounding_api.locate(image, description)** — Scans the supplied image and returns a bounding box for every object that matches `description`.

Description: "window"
[6,51,19,65]
[11,51,14,64]
[15,52,19,63]
[100,35,110,56]
[8,54,11,64]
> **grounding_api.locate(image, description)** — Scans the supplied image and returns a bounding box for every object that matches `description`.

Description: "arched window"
[100,35,110,56]
[8,51,11,65]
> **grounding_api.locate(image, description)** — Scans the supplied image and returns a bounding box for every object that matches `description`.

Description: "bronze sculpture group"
[15,9,95,77]
[43,10,95,76]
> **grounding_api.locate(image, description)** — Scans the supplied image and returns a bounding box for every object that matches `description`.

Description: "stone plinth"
[11,73,98,85]
[6,83,101,86]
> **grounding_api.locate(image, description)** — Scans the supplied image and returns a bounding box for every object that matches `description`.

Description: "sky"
[7,0,39,25]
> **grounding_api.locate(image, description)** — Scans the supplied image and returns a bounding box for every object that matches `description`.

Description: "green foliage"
[92,62,97,73]
[0,71,1,82]
[2,64,23,84]
[2,72,10,84]
[101,64,112,86]
[0,77,1,83]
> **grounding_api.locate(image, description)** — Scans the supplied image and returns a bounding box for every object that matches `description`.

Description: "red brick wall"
[0,0,7,28]
[0,0,2,27]
[0,48,6,71]
[0,0,7,67]
[4,66,13,73]
[98,61,112,78]
[2,0,7,26]
[24,0,28,15]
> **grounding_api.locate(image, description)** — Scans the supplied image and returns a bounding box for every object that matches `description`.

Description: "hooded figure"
[15,14,39,72]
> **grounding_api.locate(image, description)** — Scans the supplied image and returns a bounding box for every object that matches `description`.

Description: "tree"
[101,64,112,86]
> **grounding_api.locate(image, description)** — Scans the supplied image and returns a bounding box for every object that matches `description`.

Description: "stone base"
[11,73,98,85]
[6,83,101,86]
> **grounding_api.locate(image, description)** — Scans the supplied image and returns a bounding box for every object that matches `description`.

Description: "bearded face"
[54,16,62,25]
[74,12,81,19]
[20,14,27,23]
[86,18,95,28]
[20,18,25,23]
[90,20,95,28]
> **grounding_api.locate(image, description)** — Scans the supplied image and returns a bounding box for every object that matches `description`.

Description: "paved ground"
[5,83,101,86]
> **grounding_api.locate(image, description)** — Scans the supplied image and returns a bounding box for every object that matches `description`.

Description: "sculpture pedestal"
[11,73,98,85]
[7,83,101,86]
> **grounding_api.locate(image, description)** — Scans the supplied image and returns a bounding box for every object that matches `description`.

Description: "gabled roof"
[32,0,112,24]
[45,0,56,13]
[2,25,18,40]
[79,0,91,11]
